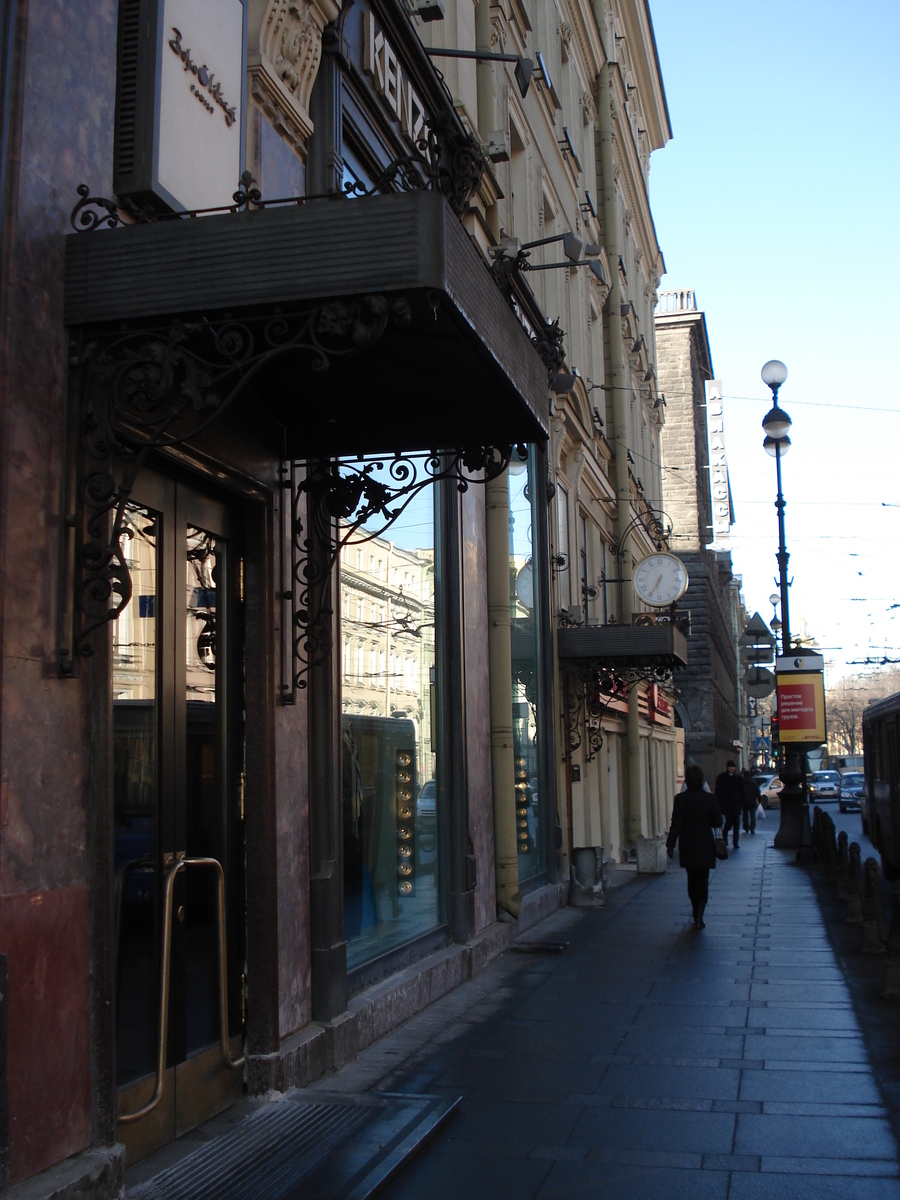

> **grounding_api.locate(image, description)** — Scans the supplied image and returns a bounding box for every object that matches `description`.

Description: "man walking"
[715,760,745,849]
[741,767,760,835]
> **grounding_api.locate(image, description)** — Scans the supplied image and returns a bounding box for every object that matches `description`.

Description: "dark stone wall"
[0,0,118,1184]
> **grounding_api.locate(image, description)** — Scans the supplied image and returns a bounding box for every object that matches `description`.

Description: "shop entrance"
[112,471,245,1164]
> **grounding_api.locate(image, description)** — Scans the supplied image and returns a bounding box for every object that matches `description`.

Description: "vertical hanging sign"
[114,0,245,214]
[704,380,732,542]
[775,653,826,745]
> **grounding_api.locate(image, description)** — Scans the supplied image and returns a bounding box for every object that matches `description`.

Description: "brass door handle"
[117,854,244,1126]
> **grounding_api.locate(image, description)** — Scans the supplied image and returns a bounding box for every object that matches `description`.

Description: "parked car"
[752,773,784,809]
[808,770,842,801]
[839,771,865,813]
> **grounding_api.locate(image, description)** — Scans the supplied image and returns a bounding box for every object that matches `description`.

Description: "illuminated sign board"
[114,0,245,214]
[775,653,826,745]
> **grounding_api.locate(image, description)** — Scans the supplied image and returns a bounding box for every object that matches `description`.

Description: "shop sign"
[650,683,671,723]
[364,11,427,146]
[775,653,826,744]
[704,380,732,541]
[114,0,245,214]
[157,0,244,210]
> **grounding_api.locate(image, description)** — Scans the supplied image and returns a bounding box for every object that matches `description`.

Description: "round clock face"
[633,552,689,608]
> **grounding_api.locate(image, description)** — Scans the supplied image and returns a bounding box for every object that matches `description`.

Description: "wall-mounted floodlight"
[423,47,534,99]
[581,190,597,219]
[588,261,607,284]
[552,372,577,394]
[414,0,445,20]
[561,232,583,262]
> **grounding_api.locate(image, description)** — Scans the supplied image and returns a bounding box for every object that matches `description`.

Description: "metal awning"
[64,190,550,457]
[557,624,688,670]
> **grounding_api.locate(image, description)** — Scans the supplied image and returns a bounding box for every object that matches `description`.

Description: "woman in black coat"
[666,764,723,928]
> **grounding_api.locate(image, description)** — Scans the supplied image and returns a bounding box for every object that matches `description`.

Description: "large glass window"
[509,453,544,882]
[339,464,441,968]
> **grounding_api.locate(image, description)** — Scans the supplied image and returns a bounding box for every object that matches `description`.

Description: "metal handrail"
[117,855,244,1125]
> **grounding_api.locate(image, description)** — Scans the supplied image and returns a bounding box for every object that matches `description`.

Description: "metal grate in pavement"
[127,1092,459,1200]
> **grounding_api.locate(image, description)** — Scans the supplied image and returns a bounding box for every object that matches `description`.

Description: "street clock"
[632,552,689,608]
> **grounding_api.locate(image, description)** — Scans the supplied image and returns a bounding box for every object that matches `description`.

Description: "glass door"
[113,471,245,1165]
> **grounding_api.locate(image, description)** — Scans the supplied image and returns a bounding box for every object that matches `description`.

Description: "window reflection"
[509,455,542,881]
[113,504,159,1086]
[339,465,441,969]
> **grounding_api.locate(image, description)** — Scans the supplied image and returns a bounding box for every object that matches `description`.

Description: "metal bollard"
[811,806,821,850]
[836,830,849,900]
[845,842,863,923]
[823,815,839,881]
[861,857,886,955]
[882,881,900,999]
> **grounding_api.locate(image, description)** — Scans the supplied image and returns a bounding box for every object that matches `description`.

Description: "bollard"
[823,815,839,881]
[882,881,900,999]
[830,816,844,883]
[836,830,849,900]
[845,842,863,923]
[861,857,886,955]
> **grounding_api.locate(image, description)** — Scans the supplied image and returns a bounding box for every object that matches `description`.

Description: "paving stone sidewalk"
[310,828,900,1198]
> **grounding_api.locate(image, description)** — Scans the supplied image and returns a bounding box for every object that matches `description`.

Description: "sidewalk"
[310,827,900,1199]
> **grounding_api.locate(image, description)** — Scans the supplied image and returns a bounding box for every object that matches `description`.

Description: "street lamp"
[760,359,813,857]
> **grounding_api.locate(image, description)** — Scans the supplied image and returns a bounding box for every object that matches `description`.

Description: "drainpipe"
[486,471,522,917]
[598,63,643,848]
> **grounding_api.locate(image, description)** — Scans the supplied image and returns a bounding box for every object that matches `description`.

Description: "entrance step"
[127,1091,459,1200]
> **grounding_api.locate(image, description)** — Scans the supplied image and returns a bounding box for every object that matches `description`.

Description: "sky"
[648,1,900,683]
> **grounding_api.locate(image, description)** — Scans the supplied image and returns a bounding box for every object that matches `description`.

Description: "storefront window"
[340,463,442,968]
[509,453,543,881]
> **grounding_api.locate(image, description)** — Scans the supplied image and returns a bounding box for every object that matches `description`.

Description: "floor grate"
[128,1092,459,1200]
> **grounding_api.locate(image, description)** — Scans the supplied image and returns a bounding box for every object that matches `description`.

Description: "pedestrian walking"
[666,764,724,928]
[741,767,760,835]
[715,760,744,849]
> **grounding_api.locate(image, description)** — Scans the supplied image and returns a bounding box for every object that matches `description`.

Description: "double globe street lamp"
[760,360,813,855]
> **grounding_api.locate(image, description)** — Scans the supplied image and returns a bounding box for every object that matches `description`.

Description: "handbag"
[756,801,766,821]
[714,834,728,861]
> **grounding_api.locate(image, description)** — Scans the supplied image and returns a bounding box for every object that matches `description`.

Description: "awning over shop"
[557,624,688,670]
[64,190,550,457]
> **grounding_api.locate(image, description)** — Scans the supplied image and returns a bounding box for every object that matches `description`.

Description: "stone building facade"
[656,290,746,781]
[0,1,684,1194]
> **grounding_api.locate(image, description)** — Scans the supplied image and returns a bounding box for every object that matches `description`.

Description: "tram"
[862,692,900,878]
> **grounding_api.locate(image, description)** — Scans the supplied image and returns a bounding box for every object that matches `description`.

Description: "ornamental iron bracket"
[563,663,627,763]
[59,296,414,673]
[279,447,527,701]
[609,506,673,560]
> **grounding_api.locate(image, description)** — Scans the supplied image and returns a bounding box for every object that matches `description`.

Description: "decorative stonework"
[490,15,506,51]
[581,90,596,127]
[248,0,341,156]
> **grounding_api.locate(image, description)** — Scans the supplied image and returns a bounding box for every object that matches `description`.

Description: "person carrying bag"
[667,764,724,929]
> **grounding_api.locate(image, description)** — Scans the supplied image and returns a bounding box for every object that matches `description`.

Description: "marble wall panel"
[275,692,311,1037]
[461,487,495,933]
[0,885,92,1185]
[0,658,88,895]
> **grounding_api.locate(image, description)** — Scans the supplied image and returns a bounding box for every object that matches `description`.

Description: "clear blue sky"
[649,0,900,682]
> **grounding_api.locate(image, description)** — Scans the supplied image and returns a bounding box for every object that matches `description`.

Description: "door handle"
[117,855,244,1125]
[118,856,184,1125]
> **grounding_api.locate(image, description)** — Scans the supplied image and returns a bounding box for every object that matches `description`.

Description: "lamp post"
[760,360,814,856]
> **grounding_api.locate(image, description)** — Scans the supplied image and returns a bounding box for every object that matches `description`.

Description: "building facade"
[0,1,685,1193]
[655,289,747,781]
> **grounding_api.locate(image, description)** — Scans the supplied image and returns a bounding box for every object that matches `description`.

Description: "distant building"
[656,291,747,780]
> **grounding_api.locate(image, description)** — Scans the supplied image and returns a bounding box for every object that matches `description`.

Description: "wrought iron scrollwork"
[66,297,412,665]
[609,506,674,559]
[344,108,485,217]
[563,664,627,763]
[281,447,527,698]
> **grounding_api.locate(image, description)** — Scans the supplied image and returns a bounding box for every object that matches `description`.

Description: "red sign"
[776,674,826,743]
